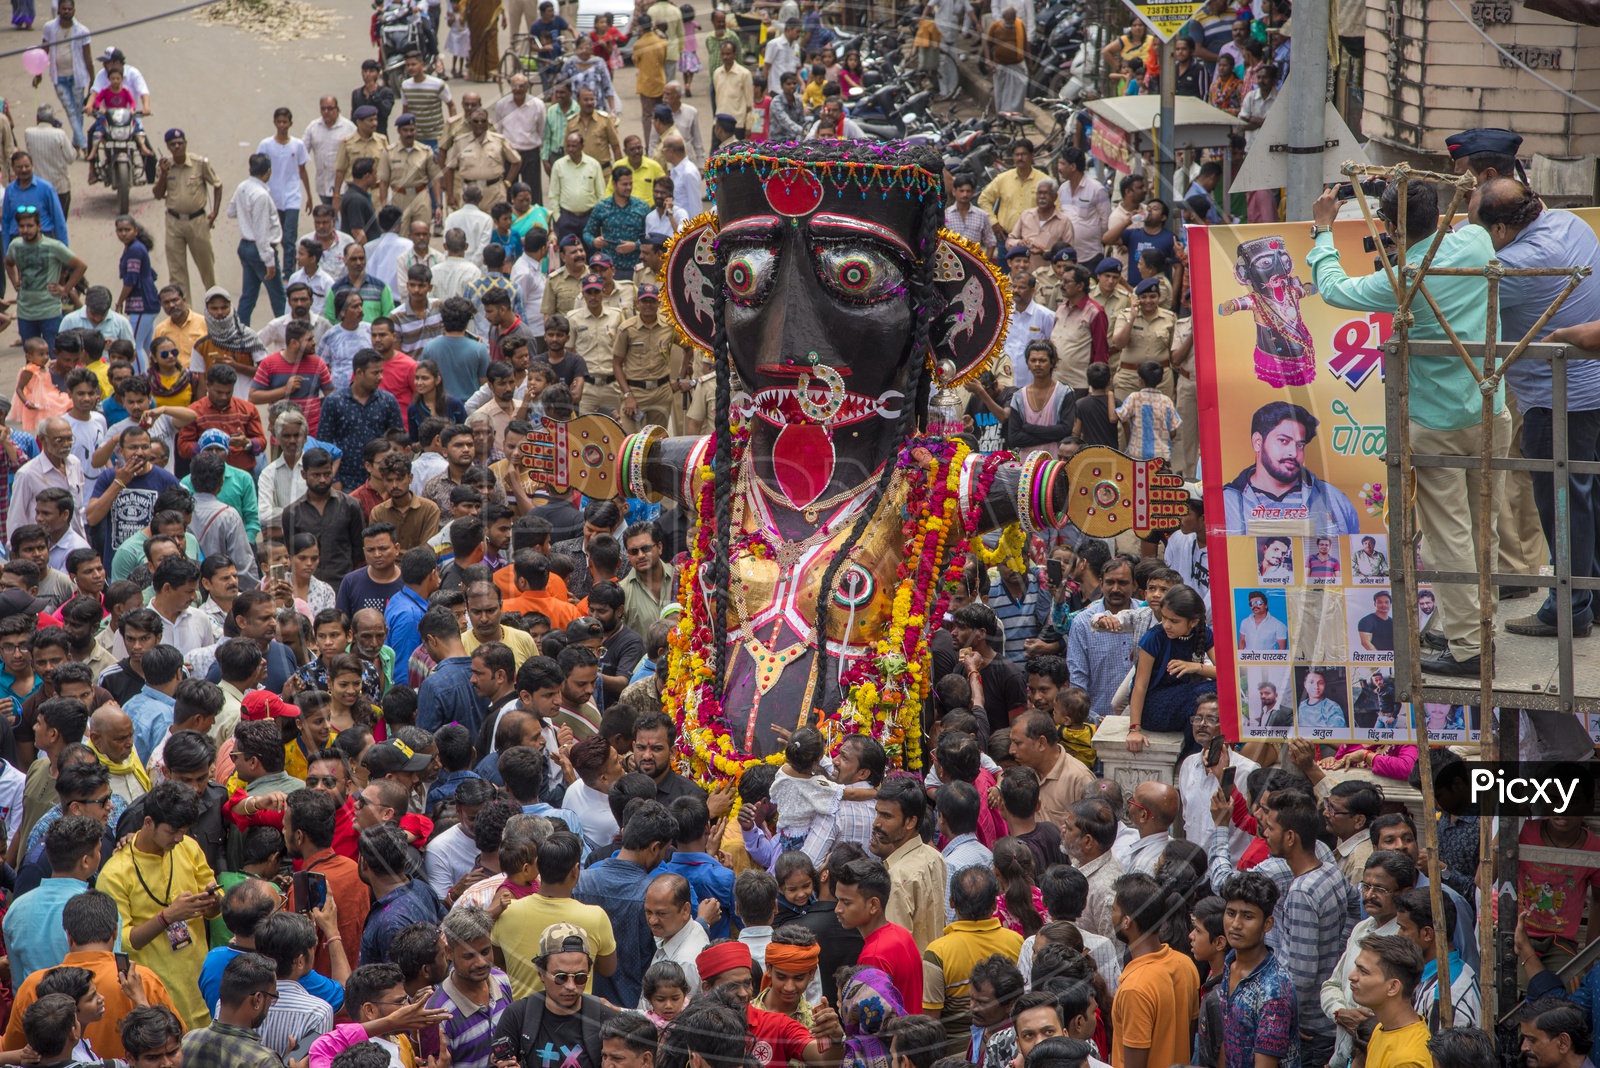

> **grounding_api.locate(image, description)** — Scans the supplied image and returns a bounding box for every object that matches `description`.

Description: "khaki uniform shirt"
[447,131,521,185]
[578,279,636,319]
[569,304,623,373]
[1096,284,1131,334]
[1032,265,1063,311]
[572,111,623,167]
[438,115,471,164]
[1116,306,1177,366]
[163,156,221,215]
[613,315,675,381]
[335,131,391,185]
[542,269,588,319]
[386,142,441,199]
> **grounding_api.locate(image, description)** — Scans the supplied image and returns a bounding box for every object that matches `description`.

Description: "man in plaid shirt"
[1260,791,1356,1068]
[180,954,289,1068]
[945,173,998,259]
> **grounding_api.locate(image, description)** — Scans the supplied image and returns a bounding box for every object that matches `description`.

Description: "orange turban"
[760,942,822,989]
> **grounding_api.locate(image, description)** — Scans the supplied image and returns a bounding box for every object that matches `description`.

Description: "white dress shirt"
[511,254,547,331]
[259,452,310,532]
[1177,749,1259,863]
[669,103,704,163]
[228,176,283,267]
[304,116,357,200]
[640,918,711,1007]
[364,230,411,296]
[443,204,494,264]
[644,206,690,235]
[1002,300,1056,384]
[1109,823,1140,868]
[492,94,546,153]
[670,157,704,213]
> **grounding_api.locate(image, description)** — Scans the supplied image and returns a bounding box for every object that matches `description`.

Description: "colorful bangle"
[1015,452,1050,535]
[682,434,714,504]
[622,425,666,503]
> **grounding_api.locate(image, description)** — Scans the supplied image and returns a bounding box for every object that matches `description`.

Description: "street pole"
[1284,0,1329,220]
[1159,35,1176,231]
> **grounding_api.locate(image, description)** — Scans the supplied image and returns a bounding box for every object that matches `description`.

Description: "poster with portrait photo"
[1417,586,1436,633]
[1256,536,1294,585]
[1345,587,1395,662]
[1234,587,1290,663]
[1351,533,1391,584]
[1239,665,1295,738]
[1349,666,1412,741]
[1422,702,1481,743]
[1294,664,1351,741]
[1303,535,1342,585]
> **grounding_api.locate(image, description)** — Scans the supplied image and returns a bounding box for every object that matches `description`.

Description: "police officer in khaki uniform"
[334,105,390,212]
[151,128,222,302]
[585,252,636,317]
[1093,256,1132,331]
[543,234,590,318]
[572,272,625,417]
[436,90,483,207]
[443,110,521,213]
[1031,245,1076,312]
[614,283,687,433]
[1109,277,1177,404]
[386,113,442,235]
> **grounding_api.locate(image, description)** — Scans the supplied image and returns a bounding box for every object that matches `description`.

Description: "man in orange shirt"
[504,549,581,627]
[495,512,571,603]
[1109,870,1200,1068]
[283,786,368,975]
[5,889,179,1059]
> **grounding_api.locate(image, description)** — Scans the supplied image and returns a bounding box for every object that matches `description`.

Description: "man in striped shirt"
[425,905,512,1068]
[400,51,456,148]
[253,910,340,1060]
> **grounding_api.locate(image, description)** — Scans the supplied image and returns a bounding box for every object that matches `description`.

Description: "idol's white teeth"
[731,388,904,426]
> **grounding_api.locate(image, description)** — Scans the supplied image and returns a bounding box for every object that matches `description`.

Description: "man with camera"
[1306,180,1508,678]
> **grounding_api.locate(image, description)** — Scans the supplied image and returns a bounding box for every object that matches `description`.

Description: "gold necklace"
[735,462,869,569]
[752,464,880,524]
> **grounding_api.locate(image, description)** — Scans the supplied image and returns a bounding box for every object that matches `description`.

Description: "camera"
[1336,178,1387,201]
[1364,232,1399,270]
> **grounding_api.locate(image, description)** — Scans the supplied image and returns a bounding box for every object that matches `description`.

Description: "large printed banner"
[1194,218,1446,747]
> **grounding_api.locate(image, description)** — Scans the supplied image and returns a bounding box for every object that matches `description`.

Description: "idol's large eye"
[724,247,778,306]
[813,244,906,304]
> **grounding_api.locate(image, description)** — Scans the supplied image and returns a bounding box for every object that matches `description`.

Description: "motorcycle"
[376,0,438,90]
[95,107,149,215]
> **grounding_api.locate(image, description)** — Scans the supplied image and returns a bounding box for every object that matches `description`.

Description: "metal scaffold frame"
[1346,160,1594,1036]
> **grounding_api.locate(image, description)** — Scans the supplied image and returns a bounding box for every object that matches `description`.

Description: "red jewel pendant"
[764,167,824,217]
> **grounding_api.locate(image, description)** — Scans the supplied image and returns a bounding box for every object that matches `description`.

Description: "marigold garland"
[663,428,1013,790]
[972,522,1028,575]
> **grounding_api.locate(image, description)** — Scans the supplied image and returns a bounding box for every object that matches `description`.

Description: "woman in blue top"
[114,214,159,368]
[1125,583,1215,753]
[408,358,467,443]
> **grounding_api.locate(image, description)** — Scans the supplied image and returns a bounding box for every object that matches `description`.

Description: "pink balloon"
[20,48,49,77]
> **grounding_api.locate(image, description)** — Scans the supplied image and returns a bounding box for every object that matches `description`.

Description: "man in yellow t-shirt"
[97,780,220,1030]
[490,829,618,998]
[1351,934,1434,1068]
[463,582,541,667]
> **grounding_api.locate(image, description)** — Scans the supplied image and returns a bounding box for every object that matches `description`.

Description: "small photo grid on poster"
[1235,587,1290,662]
[1417,586,1436,634]
[1256,536,1294,585]
[1349,666,1413,742]
[1346,587,1396,663]
[1294,664,1351,741]
[1239,665,1294,739]
[1421,702,1481,743]
[1352,533,1391,585]
[1304,535,1342,585]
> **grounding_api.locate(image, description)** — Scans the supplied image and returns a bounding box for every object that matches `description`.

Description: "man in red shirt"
[694,941,845,1068]
[283,782,368,976]
[371,317,417,427]
[832,858,923,1012]
[175,364,267,470]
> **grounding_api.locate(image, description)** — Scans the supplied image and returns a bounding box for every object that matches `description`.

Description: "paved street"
[0,0,666,384]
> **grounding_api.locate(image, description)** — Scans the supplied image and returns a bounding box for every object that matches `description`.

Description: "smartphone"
[1046,559,1064,587]
[292,871,328,913]
[1205,734,1225,769]
[1220,766,1236,796]
[492,1037,516,1064]
[269,563,287,584]
[114,952,130,977]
